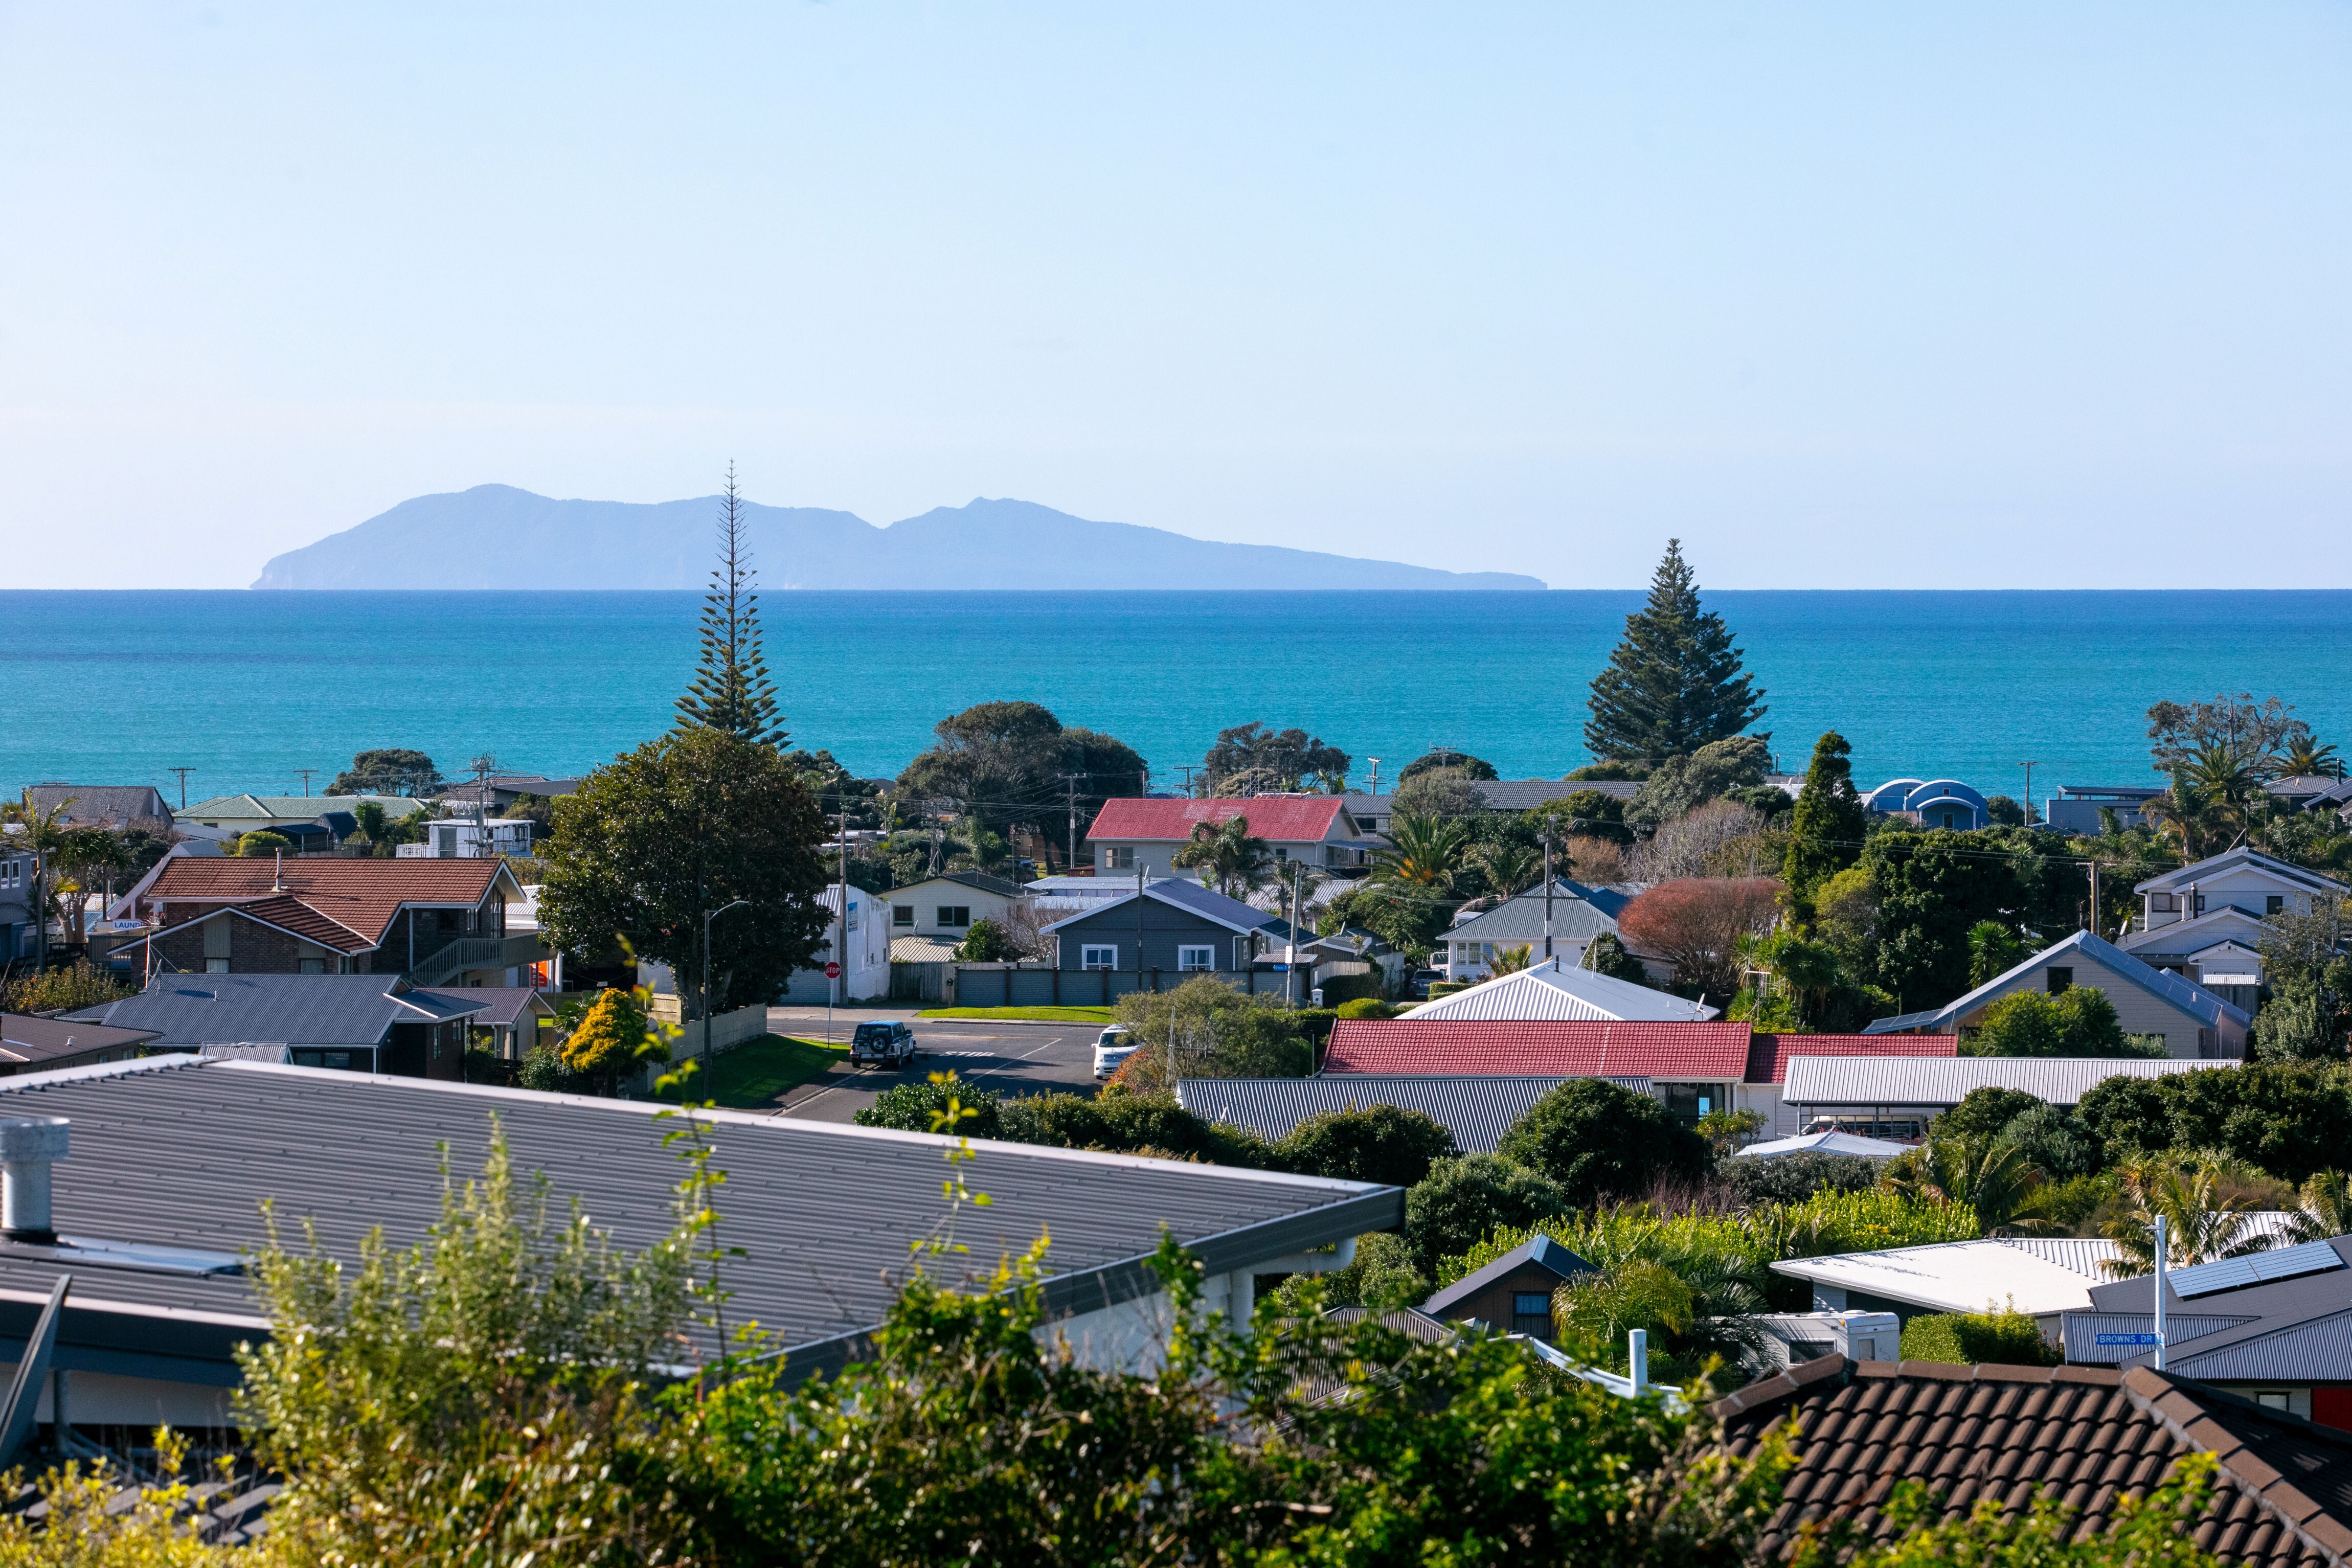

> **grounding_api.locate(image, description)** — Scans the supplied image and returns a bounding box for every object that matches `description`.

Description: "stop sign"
[823,962,842,979]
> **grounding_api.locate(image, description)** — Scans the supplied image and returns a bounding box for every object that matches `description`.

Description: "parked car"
[1092,1027,1140,1080]
[850,1019,919,1070]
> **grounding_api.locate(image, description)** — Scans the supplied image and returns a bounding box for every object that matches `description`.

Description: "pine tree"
[675,465,788,747]
[1582,539,1765,765]
[1782,730,1869,907]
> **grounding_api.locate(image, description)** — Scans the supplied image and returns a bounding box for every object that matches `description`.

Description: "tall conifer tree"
[1781,730,1869,906]
[1582,539,1765,765]
[675,465,788,747]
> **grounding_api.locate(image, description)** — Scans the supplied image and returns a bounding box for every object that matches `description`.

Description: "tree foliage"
[1277,1103,1458,1188]
[1170,814,1274,898]
[1199,722,1351,794]
[1405,1153,1573,1271]
[1584,539,1766,766]
[1399,748,1498,782]
[895,700,1146,851]
[1617,877,1782,999]
[539,726,830,1014]
[1781,731,1868,907]
[1623,736,1770,834]
[329,747,444,797]
[1495,1079,1712,1209]
[1966,987,2152,1058]
[560,987,654,1082]
[675,465,789,747]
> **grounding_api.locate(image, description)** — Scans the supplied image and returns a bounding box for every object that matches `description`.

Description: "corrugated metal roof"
[1039,878,1285,937]
[1324,1019,1753,1078]
[1178,1075,1646,1153]
[1861,929,2250,1034]
[888,935,960,963]
[0,1058,1397,1372]
[2002,1237,2128,1280]
[2063,1312,2256,1363]
[1087,797,1346,844]
[1399,962,1716,1024]
[1771,1238,2115,1317]
[2136,847,2350,898]
[2172,1311,2352,1381]
[67,974,489,1048]
[1441,889,1623,946]
[1743,1033,1959,1085]
[1782,1054,2227,1107]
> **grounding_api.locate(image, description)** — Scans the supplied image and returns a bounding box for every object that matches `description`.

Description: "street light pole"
[702,899,751,1071]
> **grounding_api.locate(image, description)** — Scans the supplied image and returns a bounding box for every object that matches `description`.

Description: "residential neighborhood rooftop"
[1322,1018,1757,1079]
[1781,1052,2228,1109]
[1178,1074,1589,1154]
[1086,796,1348,843]
[1401,960,1717,1024]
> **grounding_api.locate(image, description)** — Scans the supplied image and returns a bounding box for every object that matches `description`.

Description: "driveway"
[760,1006,1105,1125]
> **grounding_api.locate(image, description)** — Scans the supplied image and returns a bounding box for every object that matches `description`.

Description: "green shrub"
[1405,1155,1571,1272]
[1426,982,1468,999]
[1274,1104,1457,1189]
[854,1075,1004,1139]
[1964,987,2156,1058]
[1335,995,1397,1020]
[1316,973,1388,1009]
[1273,1231,1431,1313]
[1494,1079,1711,1208]
[1899,1308,2062,1367]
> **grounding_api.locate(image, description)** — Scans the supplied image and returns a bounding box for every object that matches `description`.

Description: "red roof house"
[1086,797,1367,878]
[1742,1032,1960,1085]
[1322,1019,1757,1080]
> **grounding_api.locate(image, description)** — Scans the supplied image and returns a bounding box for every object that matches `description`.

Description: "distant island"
[250,486,1547,591]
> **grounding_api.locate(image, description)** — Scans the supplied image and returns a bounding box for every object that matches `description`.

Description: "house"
[0,1054,1397,1426]
[1342,781,1640,843]
[116,855,537,986]
[1780,1053,2226,1139]
[2266,775,2352,816]
[1179,1074,1575,1154]
[1421,1234,1595,1339]
[786,882,894,1003]
[1863,928,2251,1058]
[1713,1354,2352,1566]
[419,986,558,1061]
[1433,881,1631,982]
[0,1013,159,1075]
[2043,782,2163,834]
[431,774,583,813]
[176,793,428,844]
[2066,1235,2352,1426]
[1323,1018,1752,1125]
[1086,797,1372,878]
[396,818,534,858]
[1736,1032,1963,1138]
[1043,879,1290,978]
[0,845,40,964]
[19,784,174,835]
[1773,1236,2141,1336]
[62,973,493,1076]
[1404,958,1714,1023]
[1859,777,1991,830]
[2123,850,2351,1012]
[885,871,1027,944]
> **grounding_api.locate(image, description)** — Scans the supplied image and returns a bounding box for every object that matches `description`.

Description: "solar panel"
[2168,1239,2345,1299]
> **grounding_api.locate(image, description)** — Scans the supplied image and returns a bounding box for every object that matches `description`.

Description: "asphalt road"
[760,1007,1105,1124]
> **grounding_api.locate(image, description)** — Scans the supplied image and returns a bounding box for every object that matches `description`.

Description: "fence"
[647,997,771,1054]
[944,964,1309,1008]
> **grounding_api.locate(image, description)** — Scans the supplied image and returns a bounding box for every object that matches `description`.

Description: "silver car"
[1092,1027,1140,1080]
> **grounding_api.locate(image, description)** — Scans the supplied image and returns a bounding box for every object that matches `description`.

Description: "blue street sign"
[1270,963,1290,971]
[2095,1333,2162,1346]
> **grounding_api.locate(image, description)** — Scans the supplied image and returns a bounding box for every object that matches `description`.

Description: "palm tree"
[1550,1211,1767,1375]
[2282,736,2345,781]
[1896,1137,2049,1236]
[2100,1154,2272,1276]
[1471,842,1543,899]
[2286,1170,2352,1245]
[1484,944,1533,977]
[1371,812,1473,891]
[1171,815,1273,899]
[2139,772,2221,859]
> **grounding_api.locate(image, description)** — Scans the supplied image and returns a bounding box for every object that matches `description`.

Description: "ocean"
[5,589,2349,806]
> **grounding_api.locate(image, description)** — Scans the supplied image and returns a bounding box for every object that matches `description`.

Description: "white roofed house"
[1863,927,2250,1059]
[1437,879,1631,984]
[1401,959,1719,1024]
[2120,848,2351,1015]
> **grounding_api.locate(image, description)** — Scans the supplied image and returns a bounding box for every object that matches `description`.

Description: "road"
[760,1006,1104,1124]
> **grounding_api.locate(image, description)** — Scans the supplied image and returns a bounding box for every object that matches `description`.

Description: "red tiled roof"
[1088,797,1346,845]
[1323,1019,1753,1079]
[142,858,508,946]
[1743,1032,1962,1085]
[151,894,377,954]
[1713,1355,2352,1567]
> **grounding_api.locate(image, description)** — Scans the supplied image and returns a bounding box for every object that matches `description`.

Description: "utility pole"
[1543,838,1555,962]
[2021,761,2038,823]
[295,769,316,797]
[468,755,499,857]
[1058,772,1082,874]
[2087,861,2101,937]
[1365,758,1382,798]
[1135,869,1146,1004]
[167,768,193,809]
[837,811,851,1019]
[1179,765,1199,796]
[1288,861,1304,1009]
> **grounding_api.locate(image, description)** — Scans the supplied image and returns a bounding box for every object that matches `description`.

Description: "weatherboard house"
[1044,880,1292,982]
[1863,928,2250,1058]
[2119,848,2351,1014]
[1087,797,1372,879]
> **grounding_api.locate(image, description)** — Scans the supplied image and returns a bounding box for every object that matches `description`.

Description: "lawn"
[659,1035,849,1109]
[915,1006,1116,1024]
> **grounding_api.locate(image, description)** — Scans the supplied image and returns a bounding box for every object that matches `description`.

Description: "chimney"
[273,849,285,893]
[0,1118,69,1244]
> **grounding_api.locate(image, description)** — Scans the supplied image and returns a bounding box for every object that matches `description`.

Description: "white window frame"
[1081,944,1118,970]
[1100,846,1135,871]
[1177,944,1214,971]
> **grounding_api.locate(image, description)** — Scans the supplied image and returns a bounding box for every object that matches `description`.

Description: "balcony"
[405,933,549,987]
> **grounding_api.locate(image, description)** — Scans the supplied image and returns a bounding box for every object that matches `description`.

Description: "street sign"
[1269,963,1289,972]
[823,962,842,979]
[2095,1333,2162,1346]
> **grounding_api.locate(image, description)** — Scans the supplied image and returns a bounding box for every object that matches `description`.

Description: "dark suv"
[850,1020,919,1070]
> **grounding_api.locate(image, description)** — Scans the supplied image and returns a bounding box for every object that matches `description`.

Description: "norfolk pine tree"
[1584,539,1766,765]
[676,463,789,747]
[1783,731,1869,912]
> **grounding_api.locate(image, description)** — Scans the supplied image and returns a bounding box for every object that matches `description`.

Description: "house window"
[2269,896,2286,915]
[937,905,971,928]
[1178,945,1214,971]
[1081,944,1118,970]
[2046,967,2073,995]
[1660,1084,1715,1122]
[300,958,325,975]
[1275,846,1287,862]
[1510,1293,1553,1336]
[2257,1392,2292,1411]
[893,905,915,928]
[2151,893,2177,913]
[1100,847,1135,871]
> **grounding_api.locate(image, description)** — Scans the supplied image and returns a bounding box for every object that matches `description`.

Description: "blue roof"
[1861,928,2250,1035]
[1038,877,1287,937]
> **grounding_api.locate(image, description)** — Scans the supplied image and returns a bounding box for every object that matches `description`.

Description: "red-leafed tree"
[1617,876,1782,1002]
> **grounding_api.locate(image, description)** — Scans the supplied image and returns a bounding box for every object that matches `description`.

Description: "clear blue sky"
[4,3,2347,589]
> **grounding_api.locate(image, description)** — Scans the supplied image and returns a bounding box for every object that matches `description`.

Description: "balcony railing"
[405,934,549,987]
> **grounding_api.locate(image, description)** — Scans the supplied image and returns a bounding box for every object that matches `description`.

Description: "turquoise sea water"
[4,590,2349,806]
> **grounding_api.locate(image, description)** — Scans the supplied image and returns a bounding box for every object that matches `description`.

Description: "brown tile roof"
[141,858,511,946]
[152,895,377,955]
[1712,1355,2352,1566]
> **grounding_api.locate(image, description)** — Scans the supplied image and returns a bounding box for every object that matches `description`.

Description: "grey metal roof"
[1478,779,1640,808]
[20,785,172,827]
[421,988,554,1029]
[1444,888,1624,946]
[895,871,1026,900]
[1861,928,2251,1034]
[0,1057,1397,1379]
[65,974,487,1048]
[1422,1233,1594,1317]
[2171,1311,2352,1381]
[1038,877,1285,937]
[2135,847,2350,899]
[0,1013,160,1064]
[2062,1313,2255,1364]
[1782,1054,2225,1108]
[1178,1075,1595,1153]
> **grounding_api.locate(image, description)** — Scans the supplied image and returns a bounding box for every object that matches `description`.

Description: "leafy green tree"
[1399,748,1498,782]
[1320,879,1456,961]
[1933,1086,2045,1142]
[1965,920,2024,986]
[1966,987,2149,1058]
[1274,1104,1457,1188]
[1273,1231,1431,1311]
[2160,1060,2352,1184]
[855,1073,1005,1137]
[1106,975,1313,1090]
[1529,789,1631,846]
[539,726,830,1016]
[329,747,444,796]
[1897,1307,2062,1366]
[953,917,1015,962]
[1781,732,1868,908]
[1371,811,1474,890]
[1581,931,1656,985]
[1983,794,2029,826]
[1200,722,1351,794]
[234,829,293,858]
[1391,767,1487,819]
[1404,1153,1572,1271]
[1171,813,1273,897]
[1861,827,2083,1011]
[1496,1080,1712,1209]
[781,748,886,830]
[2254,900,2352,1060]
[1624,736,1771,833]
[895,700,1148,852]
[674,465,789,747]
[44,824,133,940]
[561,988,655,1090]
[1584,539,1766,766]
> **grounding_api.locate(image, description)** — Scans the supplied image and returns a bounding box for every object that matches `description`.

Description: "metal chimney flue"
[0,1119,70,1244]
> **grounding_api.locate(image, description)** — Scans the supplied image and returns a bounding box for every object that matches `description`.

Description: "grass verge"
[659,1035,849,1109]
[915,1006,1116,1024]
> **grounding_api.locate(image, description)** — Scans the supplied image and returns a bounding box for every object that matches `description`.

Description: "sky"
[3,3,2348,590]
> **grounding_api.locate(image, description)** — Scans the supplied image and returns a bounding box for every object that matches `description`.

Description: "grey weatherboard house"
[63,973,490,1077]
[1043,880,1293,990]
[0,1055,1399,1430]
